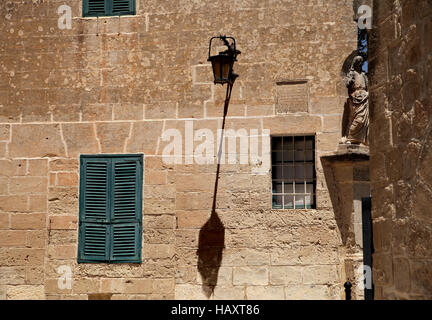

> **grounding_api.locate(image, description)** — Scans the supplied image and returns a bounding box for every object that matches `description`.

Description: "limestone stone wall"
[369,0,432,299]
[0,0,358,299]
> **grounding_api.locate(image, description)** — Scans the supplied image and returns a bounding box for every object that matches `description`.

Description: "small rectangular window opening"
[271,136,316,209]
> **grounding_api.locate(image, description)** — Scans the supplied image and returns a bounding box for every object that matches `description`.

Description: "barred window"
[271,136,316,209]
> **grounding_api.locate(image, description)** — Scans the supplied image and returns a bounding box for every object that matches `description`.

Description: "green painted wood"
[78,155,142,263]
[112,0,134,15]
[83,0,135,17]
[110,222,141,262]
[78,157,110,263]
[110,156,142,262]
[112,159,139,222]
[83,0,106,17]
[78,222,110,262]
[81,159,110,222]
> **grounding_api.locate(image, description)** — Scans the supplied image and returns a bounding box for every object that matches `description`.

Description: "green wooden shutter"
[78,155,142,263]
[112,0,135,15]
[83,0,106,17]
[83,0,135,17]
[110,157,142,262]
[78,159,111,262]
[79,223,110,261]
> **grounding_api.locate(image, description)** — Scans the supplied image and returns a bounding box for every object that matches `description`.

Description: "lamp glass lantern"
[208,36,240,85]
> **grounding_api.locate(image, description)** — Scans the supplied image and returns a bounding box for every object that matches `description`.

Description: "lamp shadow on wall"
[196,126,226,298]
[196,84,233,298]
[196,152,225,298]
[196,209,225,298]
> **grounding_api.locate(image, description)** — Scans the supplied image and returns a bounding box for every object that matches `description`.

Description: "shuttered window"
[83,0,136,17]
[78,155,143,263]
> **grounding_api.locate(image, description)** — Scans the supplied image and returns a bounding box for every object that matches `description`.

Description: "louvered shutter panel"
[82,160,110,222]
[112,0,135,15]
[111,223,140,261]
[110,158,142,262]
[79,223,110,261]
[78,158,111,262]
[84,0,106,16]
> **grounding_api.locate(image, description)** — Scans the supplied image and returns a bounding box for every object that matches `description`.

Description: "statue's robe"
[346,71,369,145]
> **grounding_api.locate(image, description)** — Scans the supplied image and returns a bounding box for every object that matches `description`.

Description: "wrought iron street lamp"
[208,35,241,85]
[207,36,241,235]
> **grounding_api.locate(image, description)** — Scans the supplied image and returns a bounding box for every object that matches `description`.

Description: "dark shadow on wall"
[196,84,233,298]
[196,136,226,298]
[196,210,225,298]
[320,158,352,247]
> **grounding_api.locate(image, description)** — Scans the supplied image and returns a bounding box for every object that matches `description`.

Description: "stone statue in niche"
[340,56,369,146]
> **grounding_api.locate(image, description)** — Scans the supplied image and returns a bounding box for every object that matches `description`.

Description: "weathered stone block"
[175,174,215,192]
[176,211,210,229]
[246,286,285,300]
[145,101,177,119]
[9,124,65,158]
[0,160,26,177]
[0,230,27,247]
[49,159,79,172]
[212,286,245,300]
[143,215,176,229]
[0,125,10,141]
[62,123,99,157]
[48,245,76,260]
[56,173,79,187]
[302,265,339,285]
[73,278,100,294]
[9,177,47,194]
[263,115,322,134]
[6,285,44,300]
[393,257,411,293]
[96,122,131,153]
[27,160,48,177]
[48,187,78,215]
[174,284,208,300]
[176,192,213,211]
[25,266,44,285]
[26,230,46,248]
[10,213,45,230]
[0,267,26,285]
[144,198,175,214]
[285,285,331,300]
[126,121,163,155]
[247,104,274,117]
[101,278,153,294]
[28,195,47,212]
[49,216,78,230]
[233,267,268,286]
[113,104,143,121]
[269,266,302,285]
[143,244,175,259]
[0,248,45,266]
[222,249,270,267]
[0,213,9,229]
[145,170,167,185]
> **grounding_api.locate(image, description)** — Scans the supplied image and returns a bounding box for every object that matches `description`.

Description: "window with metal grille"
[271,136,316,209]
[77,154,143,263]
[83,0,136,17]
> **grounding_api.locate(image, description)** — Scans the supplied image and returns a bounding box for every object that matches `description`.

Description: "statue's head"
[351,56,364,72]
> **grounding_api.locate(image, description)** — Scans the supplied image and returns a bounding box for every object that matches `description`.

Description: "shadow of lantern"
[195,35,239,298]
[196,210,225,298]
